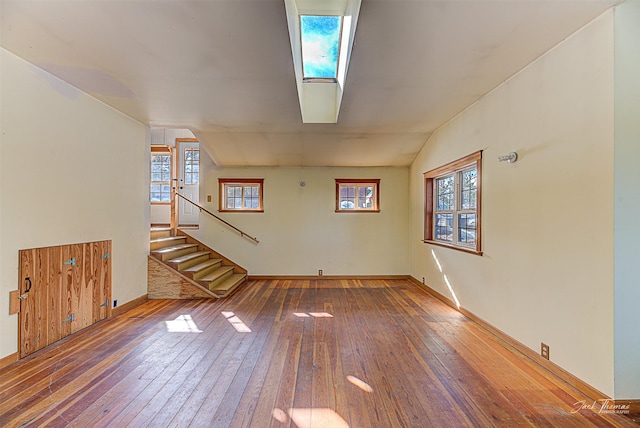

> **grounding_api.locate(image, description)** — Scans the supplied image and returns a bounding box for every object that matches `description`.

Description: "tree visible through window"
[218,179,264,212]
[424,151,482,254]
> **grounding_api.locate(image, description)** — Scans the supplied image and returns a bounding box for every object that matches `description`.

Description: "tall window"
[424,151,482,254]
[335,179,380,212]
[218,179,264,212]
[150,148,172,203]
[183,148,199,185]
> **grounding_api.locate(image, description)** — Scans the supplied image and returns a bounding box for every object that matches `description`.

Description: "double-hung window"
[424,151,482,254]
[218,179,264,212]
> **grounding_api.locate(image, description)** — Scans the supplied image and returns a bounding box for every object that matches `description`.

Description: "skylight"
[300,15,343,81]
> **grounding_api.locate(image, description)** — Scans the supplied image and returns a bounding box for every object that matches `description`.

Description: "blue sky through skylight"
[300,15,342,79]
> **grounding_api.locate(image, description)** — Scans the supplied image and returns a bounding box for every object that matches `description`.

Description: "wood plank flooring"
[0,279,637,427]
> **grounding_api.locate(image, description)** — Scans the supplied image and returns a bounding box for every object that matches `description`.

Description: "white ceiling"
[1,0,621,167]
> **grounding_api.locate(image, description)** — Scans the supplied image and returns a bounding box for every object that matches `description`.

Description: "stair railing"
[173,192,259,244]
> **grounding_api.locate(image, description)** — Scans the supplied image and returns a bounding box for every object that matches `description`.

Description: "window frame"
[335,179,380,213]
[150,145,173,205]
[218,178,264,213]
[423,151,482,255]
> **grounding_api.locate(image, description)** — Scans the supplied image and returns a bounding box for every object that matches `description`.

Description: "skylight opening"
[300,15,343,82]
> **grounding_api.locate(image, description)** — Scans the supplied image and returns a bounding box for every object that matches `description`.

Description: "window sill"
[422,239,483,256]
[219,209,264,213]
[151,202,171,205]
[335,209,380,213]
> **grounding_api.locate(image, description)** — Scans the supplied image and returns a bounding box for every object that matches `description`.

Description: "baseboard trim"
[248,275,411,281]
[0,352,18,370]
[407,276,611,403]
[111,294,148,317]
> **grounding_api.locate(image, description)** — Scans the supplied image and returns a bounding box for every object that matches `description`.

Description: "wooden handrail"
[175,192,260,244]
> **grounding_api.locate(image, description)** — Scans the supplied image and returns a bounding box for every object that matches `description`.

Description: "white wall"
[409,12,616,395]
[0,49,149,360]
[613,0,640,400]
[191,164,410,276]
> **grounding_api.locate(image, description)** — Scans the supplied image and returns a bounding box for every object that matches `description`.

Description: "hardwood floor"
[0,279,637,427]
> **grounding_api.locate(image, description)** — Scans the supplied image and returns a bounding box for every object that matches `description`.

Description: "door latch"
[18,294,28,300]
[63,257,76,267]
[99,299,109,307]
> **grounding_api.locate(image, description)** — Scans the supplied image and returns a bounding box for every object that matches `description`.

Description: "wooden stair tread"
[151,243,198,254]
[198,265,235,283]
[150,236,185,244]
[166,251,210,264]
[181,258,222,273]
[150,236,186,250]
[210,274,246,296]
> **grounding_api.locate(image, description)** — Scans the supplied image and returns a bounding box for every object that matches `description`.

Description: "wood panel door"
[18,240,112,358]
[18,248,49,357]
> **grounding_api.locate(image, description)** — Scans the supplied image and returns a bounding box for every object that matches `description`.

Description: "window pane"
[436,176,454,210]
[459,213,476,244]
[461,168,477,210]
[357,186,374,208]
[435,213,453,241]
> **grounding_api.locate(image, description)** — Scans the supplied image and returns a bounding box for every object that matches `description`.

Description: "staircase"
[148,228,247,299]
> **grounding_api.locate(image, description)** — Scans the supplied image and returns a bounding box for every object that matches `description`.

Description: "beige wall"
[191,164,410,276]
[0,49,150,360]
[409,12,616,395]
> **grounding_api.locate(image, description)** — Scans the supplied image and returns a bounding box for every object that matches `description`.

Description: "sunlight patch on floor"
[164,314,202,333]
[294,312,334,318]
[347,375,373,393]
[287,408,349,428]
[222,311,252,333]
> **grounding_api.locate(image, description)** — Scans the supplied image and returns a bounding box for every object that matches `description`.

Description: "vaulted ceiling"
[1,0,621,167]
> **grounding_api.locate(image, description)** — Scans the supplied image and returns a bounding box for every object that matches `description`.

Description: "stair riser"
[150,230,172,239]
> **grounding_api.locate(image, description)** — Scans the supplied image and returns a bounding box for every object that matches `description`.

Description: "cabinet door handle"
[25,277,32,293]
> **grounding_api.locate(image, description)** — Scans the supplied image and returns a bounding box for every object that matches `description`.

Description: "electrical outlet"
[207,195,212,202]
[422,277,425,284]
[541,343,550,360]
[318,269,323,277]
[113,300,118,308]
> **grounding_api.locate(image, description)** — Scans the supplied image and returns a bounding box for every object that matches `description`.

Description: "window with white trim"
[218,178,264,212]
[424,151,482,254]
[150,147,172,203]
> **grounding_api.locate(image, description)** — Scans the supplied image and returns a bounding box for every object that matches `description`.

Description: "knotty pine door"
[18,240,111,357]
